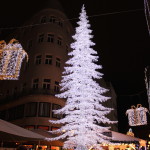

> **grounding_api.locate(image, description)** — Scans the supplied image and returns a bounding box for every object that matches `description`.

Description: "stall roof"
[111,131,145,142]
[0,119,45,141]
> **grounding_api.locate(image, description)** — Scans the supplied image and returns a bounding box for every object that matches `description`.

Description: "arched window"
[49,16,56,23]
[40,16,47,23]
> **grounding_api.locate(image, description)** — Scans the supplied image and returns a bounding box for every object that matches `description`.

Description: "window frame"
[57,37,62,46]
[47,34,54,43]
[25,102,37,117]
[38,34,44,43]
[56,57,61,68]
[32,78,39,89]
[35,55,42,65]
[40,16,47,23]
[38,102,51,117]
[45,55,52,65]
[42,78,51,90]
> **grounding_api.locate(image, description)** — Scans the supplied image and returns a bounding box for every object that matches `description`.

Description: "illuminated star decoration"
[0,39,28,80]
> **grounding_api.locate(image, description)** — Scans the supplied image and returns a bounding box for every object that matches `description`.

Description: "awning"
[111,131,145,142]
[0,119,45,141]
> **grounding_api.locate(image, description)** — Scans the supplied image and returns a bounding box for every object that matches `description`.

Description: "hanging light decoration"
[144,67,150,110]
[144,0,150,35]
[0,39,28,80]
[126,104,149,126]
[126,105,137,126]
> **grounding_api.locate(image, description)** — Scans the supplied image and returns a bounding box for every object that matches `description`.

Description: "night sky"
[0,0,150,138]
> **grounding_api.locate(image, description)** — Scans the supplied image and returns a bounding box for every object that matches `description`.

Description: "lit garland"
[144,0,150,35]
[0,39,28,80]
[126,104,148,126]
[144,67,150,110]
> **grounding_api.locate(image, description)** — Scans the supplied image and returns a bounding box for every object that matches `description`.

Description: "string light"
[0,39,28,80]
[0,8,143,30]
[126,104,148,126]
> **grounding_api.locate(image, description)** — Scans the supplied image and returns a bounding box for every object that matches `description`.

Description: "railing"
[0,88,60,104]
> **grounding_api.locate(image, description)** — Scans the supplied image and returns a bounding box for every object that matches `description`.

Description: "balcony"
[0,88,60,104]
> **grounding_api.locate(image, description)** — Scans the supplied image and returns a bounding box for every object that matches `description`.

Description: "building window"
[28,40,32,49]
[45,55,52,64]
[15,105,24,119]
[37,126,49,131]
[47,34,54,43]
[24,125,35,130]
[56,58,61,67]
[38,102,50,117]
[35,55,42,65]
[51,126,59,131]
[54,81,59,93]
[57,37,62,45]
[43,79,51,89]
[8,107,16,121]
[58,20,63,27]
[25,102,37,117]
[40,16,46,23]
[52,104,62,119]
[38,34,44,43]
[32,79,39,89]
[49,16,56,23]
[0,110,7,120]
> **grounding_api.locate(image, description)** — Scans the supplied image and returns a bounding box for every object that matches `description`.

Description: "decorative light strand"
[0,39,28,80]
[0,8,143,30]
[126,104,148,126]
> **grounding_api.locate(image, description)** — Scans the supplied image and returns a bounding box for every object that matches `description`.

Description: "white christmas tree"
[47,5,116,150]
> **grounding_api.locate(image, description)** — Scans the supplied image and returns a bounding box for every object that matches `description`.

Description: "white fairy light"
[144,67,150,110]
[126,104,148,126]
[47,5,117,150]
[144,0,150,34]
[0,39,28,80]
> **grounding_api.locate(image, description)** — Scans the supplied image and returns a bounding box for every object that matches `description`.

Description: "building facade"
[0,1,118,149]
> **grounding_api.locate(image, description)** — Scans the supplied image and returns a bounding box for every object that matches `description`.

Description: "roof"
[0,119,45,141]
[111,131,145,142]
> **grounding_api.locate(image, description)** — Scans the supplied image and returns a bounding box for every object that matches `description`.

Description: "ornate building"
[0,0,118,149]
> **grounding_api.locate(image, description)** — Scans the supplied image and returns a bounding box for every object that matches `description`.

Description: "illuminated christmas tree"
[47,5,116,150]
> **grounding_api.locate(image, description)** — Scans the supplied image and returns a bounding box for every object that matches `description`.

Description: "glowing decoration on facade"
[144,67,150,110]
[47,5,117,150]
[0,39,28,80]
[126,104,148,126]
[144,0,150,34]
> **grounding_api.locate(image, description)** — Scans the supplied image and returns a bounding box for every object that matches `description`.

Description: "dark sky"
[0,0,150,138]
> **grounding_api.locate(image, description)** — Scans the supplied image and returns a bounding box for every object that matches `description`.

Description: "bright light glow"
[144,67,150,111]
[47,5,117,150]
[126,104,148,126]
[0,39,28,80]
